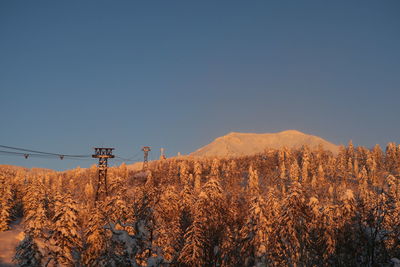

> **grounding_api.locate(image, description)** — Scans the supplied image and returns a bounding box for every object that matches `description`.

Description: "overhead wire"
[0,144,92,161]
[0,144,91,158]
[0,144,150,164]
[0,150,55,158]
[114,155,141,163]
[112,149,143,163]
[0,150,95,161]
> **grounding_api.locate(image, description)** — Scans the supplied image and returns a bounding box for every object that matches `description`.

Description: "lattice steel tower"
[142,146,151,170]
[92,147,114,201]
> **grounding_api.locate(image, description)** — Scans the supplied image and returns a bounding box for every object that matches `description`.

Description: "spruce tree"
[210,158,220,178]
[274,181,310,266]
[289,159,300,182]
[240,194,268,266]
[179,161,190,185]
[82,207,107,267]
[0,184,13,231]
[278,149,286,180]
[25,200,47,239]
[179,214,205,267]
[154,186,181,262]
[317,164,325,183]
[49,193,81,266]
[301,147,310,183]
[247,165,260,194]
[193,161,202,193]
[14,231,43,267]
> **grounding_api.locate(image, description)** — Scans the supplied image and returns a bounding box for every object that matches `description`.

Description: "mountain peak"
[191,130,338,158]
[225,129,305,137]
[279,129,304,135]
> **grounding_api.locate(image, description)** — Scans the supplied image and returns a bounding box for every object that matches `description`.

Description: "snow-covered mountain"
[190,130,339,157]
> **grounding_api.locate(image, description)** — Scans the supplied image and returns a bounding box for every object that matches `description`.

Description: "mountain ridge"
[190,130,339,157]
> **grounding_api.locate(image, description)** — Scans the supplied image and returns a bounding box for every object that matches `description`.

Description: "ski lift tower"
[142,146,151,170]
[92,147,114,202]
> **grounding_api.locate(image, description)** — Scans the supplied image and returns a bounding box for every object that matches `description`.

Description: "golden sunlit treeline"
[1,141,400,266]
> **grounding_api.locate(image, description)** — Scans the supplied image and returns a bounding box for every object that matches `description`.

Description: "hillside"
[190,130,339,157]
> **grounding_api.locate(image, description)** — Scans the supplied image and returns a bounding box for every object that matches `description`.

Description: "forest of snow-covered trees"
[1,142,400,266]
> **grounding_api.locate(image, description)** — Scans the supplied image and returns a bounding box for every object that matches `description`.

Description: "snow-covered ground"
[0,220,24,267]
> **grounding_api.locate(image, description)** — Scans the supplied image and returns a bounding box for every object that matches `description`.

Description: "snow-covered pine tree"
[84,181,95,206]
[346,157,354,180]
[24,198,47,239]
[181,181,194,213]
[273,181,310,266]
[179,204,205,267]
[118,162,128,181]
[310,174,317,189]
[347,140,355,161]
[372,144,384,170]
[0,183,14,231]
[340,189,356,219]
[278,149,286,180]
[336,145,347,180]
[166,159,179,184]
[0,200,11,231]
[333,188,358,266]
[240,193,268,266]
[366,152,377,182]
[108,171,126,196]
[239,164,269,265]
[21,181,48,239]
[306,197,323,265]
[226,160,239,190]
[384,175,400,257]
[82,207,107,267]
[104,191,130,225]
[49,192,81,266]
[23,182,47,215]
[199,176,225,265]
[102,190,164,267]
[353,158,359,178]
[247,165,260,194]
[180,176,225,266]
[317,164,325,183]
[220,199,242,267]
[154,185,182,262]
[145,170,154,187]
[103,222,146,267]
[385,142,398,174]
[301,146,310,183]
[178,161,190,185]
[210,158,220,179]
[358,166,369,191]
[13,231,43,267]
[177,180,196,258]
[193,161,202,193]
[289,159,300,182]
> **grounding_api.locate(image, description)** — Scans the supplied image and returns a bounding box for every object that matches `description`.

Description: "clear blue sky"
[1,1,399,170]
